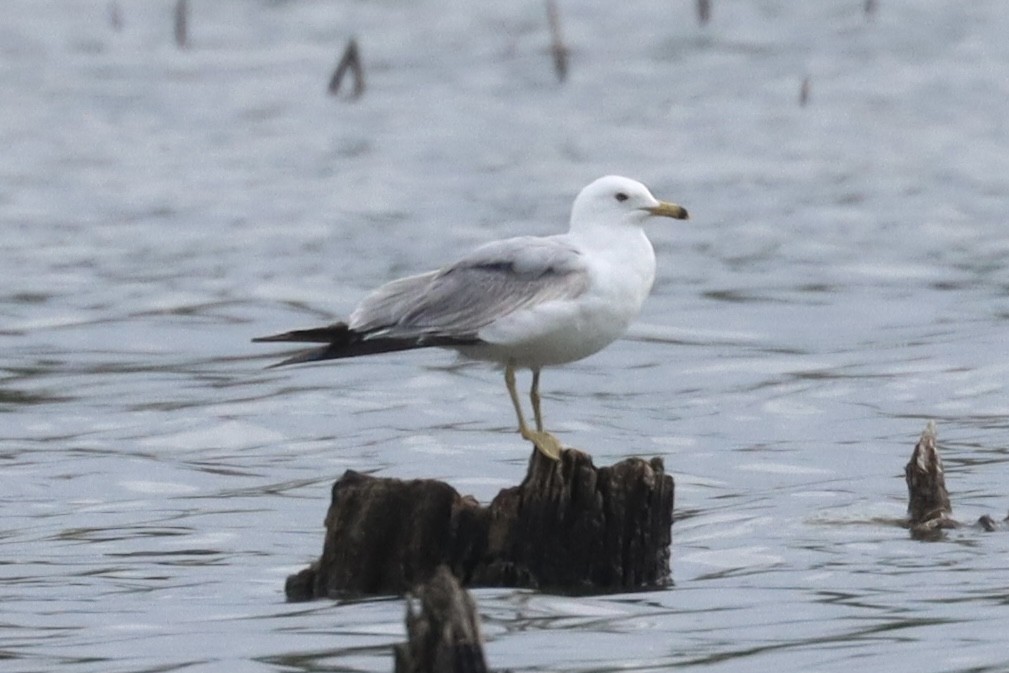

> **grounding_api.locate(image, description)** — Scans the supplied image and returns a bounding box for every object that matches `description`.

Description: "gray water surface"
[4,1,1009,672]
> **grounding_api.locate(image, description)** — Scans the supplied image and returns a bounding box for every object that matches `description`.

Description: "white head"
[568,175,688,233]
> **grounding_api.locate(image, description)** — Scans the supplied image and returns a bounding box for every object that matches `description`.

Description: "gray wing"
[350,235,589,340]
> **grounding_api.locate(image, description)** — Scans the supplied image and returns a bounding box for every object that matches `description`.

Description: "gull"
[254,175,688,460]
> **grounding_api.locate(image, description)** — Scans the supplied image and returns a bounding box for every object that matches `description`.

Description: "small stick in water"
[328,38,365,99]
[174,0,188,48]
[799,76,811,106]
[545,0,568,82]
[697,0,711,26]
[108,1,123,31]
[864,0,877,19]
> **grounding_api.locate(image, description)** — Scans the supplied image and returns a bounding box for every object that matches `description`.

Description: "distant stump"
[904,421,955,538]
[902,420,1009,539]
[285,447,674,600]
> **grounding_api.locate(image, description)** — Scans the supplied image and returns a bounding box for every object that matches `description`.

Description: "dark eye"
[614,192,629,202]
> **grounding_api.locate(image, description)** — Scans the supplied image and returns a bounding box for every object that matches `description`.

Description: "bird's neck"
[570,221,652,256]
[570,224,656,292]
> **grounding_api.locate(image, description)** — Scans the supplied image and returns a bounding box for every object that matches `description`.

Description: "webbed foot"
[521,428,563,461]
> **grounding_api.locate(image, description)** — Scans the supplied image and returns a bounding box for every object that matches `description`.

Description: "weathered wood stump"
[285,446,674,600]
[903,420,1008,538]
[904,421,955,538]
[393,566,488,673]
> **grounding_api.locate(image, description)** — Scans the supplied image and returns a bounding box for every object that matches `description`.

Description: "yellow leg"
[530,367,544,432]
[505,363,562,461]
[504,363,530,435]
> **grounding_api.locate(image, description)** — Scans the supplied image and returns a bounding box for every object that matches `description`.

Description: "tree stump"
[904,420,955,538]
[902,421,1009,538]
[285,446,674,600]
[393,566,488,673]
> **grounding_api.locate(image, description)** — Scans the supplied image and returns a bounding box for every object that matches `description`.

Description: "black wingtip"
[253,323,467,368]
[262,346,333,368]
[252,323,352,344]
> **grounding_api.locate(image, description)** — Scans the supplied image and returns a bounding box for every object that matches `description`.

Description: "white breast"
[467,227,656,369]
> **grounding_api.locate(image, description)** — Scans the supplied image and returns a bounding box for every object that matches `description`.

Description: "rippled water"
[5,1,1009,672]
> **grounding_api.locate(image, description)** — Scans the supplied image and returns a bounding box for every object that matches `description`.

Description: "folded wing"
[254,235,589,367]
